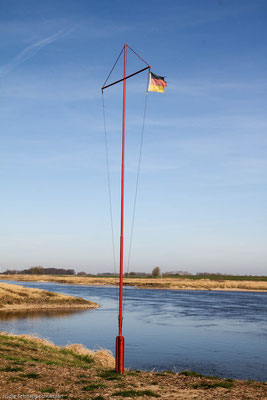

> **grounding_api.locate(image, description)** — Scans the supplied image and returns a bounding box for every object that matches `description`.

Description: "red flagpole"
[116,43,127,373]
[102,43,151,374]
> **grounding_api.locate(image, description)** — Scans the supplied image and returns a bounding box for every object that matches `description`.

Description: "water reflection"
[0,309,88,321]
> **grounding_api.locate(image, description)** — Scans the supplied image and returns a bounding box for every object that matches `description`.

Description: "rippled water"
[0,280,266,381]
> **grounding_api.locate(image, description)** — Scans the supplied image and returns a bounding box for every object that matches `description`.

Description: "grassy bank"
[0,332,266,399]
[1,274,267,292]
[0,282,100,311]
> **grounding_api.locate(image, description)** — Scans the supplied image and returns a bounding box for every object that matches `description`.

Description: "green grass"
[0,334,94,369]
[23,372,40,379]
[1,341,21,348]
[8,376,25,382]
[92,396,105,400]
[0,352,51,366]
[126,370,141,376]
[82,383,107,391]
[58,348,94,365]
[40,388,56,393]
[75,379,88,384]
[180,370,221,379]
[0,366,23,372]
[115,383,127,388]
[0,346,12,352]
[11,360,26,365]
[112,389,160,398]
[99,370,122,380]
[0,354,29,363]
[192,381,234,390]
[180,370,206,378]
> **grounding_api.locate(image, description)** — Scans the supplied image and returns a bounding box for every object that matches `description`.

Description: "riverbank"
[0,282,100,311]
[0,332,266,400]
[1,274,267,292]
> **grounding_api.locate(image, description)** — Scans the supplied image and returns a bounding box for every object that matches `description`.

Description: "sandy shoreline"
[1,274,267,292]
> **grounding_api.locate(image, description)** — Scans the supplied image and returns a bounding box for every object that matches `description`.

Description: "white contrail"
[0,30,66,78]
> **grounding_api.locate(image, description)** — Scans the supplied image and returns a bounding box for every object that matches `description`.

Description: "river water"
[0,280,266,381]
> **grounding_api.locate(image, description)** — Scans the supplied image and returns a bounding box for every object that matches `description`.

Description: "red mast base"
[115,335,125,373]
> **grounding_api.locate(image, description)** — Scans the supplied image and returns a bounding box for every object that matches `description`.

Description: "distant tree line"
[196,272,228,276]
[2,266,262,279]
[124,272,150,277]
[2,266,75,275]
[97,272,119,276]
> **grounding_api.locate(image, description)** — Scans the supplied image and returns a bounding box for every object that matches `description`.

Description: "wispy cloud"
[0,30,67,78]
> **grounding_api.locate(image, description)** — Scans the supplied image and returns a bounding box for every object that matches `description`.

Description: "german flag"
[148,72,167,93]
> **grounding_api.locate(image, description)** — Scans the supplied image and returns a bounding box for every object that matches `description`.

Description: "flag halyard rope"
[123,69,150,317]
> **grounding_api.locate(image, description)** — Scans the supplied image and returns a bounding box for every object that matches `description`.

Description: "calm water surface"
[0,280,266,381]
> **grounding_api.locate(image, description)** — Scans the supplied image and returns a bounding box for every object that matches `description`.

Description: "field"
[0,332,266,400]
[1,274,267,291]
[0,282,100,311]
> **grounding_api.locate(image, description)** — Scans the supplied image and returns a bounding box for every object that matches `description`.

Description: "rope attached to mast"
[123,69,150,316]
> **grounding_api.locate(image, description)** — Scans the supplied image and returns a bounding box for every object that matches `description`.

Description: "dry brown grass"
[136,277,267,291]
[0,331,114,368]
[65,343,115,368]
[0,282,100,311]
[0,332,266,399]
[1,274,267,292]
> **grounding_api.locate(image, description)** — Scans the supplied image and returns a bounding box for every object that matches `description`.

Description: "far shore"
[0,282,100,312]
[1,274,267,292]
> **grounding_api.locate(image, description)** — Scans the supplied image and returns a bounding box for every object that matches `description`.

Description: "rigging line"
[102,92,119,313]
[122,69,150,316]
[127,45,151,68]
[102,46,124,90]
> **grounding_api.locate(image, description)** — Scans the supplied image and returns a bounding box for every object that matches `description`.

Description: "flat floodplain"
[1,273,267,291]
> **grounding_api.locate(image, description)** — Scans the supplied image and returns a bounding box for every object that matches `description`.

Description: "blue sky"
[0,0,266,274]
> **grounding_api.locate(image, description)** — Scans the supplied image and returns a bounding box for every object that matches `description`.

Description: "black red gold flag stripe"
[148,72,167,93]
